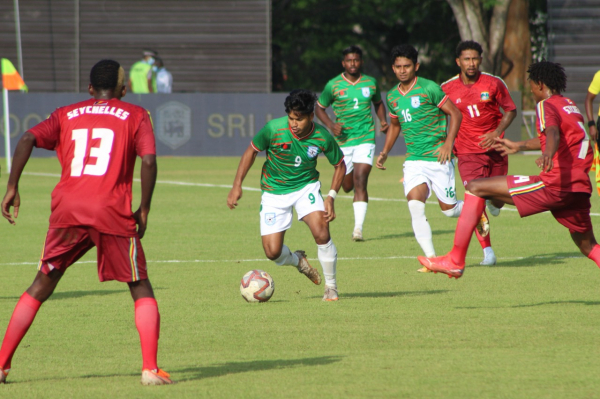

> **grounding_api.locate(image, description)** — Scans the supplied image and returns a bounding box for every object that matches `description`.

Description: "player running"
[227,89,346,301]
[315,45,389,242]
[441,40,517,266]
[419,60,600,278]
[0,60,173,385]
[376,44,467,269]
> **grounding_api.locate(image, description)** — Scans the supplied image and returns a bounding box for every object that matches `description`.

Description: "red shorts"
[507,175,592,233]
[457,152,508,186]
[38,227,148,282]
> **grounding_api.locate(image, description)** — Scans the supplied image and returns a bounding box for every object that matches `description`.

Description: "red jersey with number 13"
[536,95,592,193]
[29,98,156,236]
[441,73,516,155]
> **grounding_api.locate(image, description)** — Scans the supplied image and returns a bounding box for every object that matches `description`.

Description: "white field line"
[0,253,588,267]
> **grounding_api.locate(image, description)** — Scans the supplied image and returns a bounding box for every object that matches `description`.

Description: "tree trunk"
[502,0,532,107]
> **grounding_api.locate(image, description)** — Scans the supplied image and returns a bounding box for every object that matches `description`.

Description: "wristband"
[589,120,596,128]
[328,190,337,199]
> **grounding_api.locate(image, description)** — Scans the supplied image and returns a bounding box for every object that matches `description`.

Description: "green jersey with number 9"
[317,74,382,147]
[386,77,450,161]
[251,117,344,195]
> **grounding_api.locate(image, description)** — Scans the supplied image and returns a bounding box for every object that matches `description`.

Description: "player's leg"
[297,182,337,299]
[486,152,509,216]
[94,230,173,385]
[341,147,355,193]
[350,144,376,241]
[404,161,436,264]
[0,227,92,382]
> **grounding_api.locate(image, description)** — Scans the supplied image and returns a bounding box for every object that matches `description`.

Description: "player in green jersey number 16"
[227,90,347,301]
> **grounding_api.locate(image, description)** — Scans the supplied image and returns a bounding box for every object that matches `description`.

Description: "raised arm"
[376,117,401,170]
[1,132,36,224]
[227,144,259,209]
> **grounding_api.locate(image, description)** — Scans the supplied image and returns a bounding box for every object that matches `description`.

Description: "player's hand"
[478,130,500,149]
[590,125,598,143]
[492,137,519,156]
[536,153,554,172]
[133,207,149,239]
[332,123,343,137]
[376,152,388,170]
[380,121,389,134]
[323,196,336,222]
[1,187,20,225]
[434,143,452,164]
[227,186,242,209]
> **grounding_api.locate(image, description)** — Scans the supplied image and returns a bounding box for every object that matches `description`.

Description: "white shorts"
[403,160,458,205]
[341,143,376,174]
[260,181,324,236]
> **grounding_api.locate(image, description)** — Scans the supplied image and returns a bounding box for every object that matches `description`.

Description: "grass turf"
[0,155,599,398]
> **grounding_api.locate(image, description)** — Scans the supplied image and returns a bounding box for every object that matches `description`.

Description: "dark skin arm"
[478,109,517,148]
[584,91,598,142]
[133,154,157,239]
[227,144,259,209]
[493,125,559,172]
[375,117,401,170]
[1,132,36,225]
[373,101,389,133]
[315,105,343,136]
[435,100,462,163]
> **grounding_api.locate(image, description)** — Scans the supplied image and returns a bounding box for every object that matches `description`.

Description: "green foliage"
[272,0,461,92]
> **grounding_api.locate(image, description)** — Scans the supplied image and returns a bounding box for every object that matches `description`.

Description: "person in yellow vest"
[585,70,600,196]
[128,50,157,93]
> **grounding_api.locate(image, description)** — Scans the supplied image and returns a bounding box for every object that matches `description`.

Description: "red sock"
[0,292,42,370]
[135,297,160,371]
[450,193,486,264]
[474,211,492,249]
[587,245,600,267]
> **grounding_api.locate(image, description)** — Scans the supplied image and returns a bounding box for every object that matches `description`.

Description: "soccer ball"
[240,270,275,302]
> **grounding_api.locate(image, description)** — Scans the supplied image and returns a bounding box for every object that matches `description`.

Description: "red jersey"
[29,98,156,236]
[536,95,592,193]
[441,73,516,155]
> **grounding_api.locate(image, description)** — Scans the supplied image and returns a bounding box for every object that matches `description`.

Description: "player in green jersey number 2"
[376,44,474,272]
[227,90,346,301]
[315,45,389,242]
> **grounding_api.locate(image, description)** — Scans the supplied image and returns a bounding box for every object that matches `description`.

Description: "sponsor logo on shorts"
[265,213,276,226]
[480,92,490,101]
[362,87,371,97]
[411,96,420,108]
[307,146,319,158]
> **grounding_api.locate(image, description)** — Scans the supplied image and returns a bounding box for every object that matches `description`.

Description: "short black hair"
[342,45,363,58]
[527,60,567,93]
[90,59,121,91]
[284,89,317,115]
[391,44,418,66]
[455,40,483,58]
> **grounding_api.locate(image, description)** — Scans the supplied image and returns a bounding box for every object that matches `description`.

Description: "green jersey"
[251,117,344,195]
[129,61,152,94]
[386,77,449,161]
[317,73,382,147]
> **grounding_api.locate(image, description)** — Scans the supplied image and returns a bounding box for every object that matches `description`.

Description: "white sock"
[274,245,299,267]
[353,201,368,230]
[441,200,463,218]
[408,200,435,257]
[483,246,494,257]
[317,240,337,288]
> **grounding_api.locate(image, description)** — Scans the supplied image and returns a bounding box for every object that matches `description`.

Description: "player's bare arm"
[376,117,401,170]
[315,105,343,136]
[324,162,347,222]
[493,136,541,156]
[134,154,157,239]
[435,100,462,164]
[1,132,36,225]
[538,125,559,172]
[227,144,259,209]
[584,91,598,142]
[374,101,389,133]
[478,109,517,148]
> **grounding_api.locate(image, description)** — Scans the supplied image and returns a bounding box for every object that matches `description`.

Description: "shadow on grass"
[366,229,455,242]
[511,300,600,308]
[472,251,584,268]
[175,356,343,382]
[48,290,125,300]
[340,289,449,299]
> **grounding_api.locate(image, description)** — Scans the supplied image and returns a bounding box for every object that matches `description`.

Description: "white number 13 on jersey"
[71,128,114,177]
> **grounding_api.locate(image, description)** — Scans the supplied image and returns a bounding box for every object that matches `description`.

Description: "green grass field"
[1,155,600,398]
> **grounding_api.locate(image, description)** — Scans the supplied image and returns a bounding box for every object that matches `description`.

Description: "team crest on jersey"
[480,92,490,101]
[265,213,276,226]
[362,87,371,98]
[411,96,420,108]
[338,89,348,98]
[307,146,319,158]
